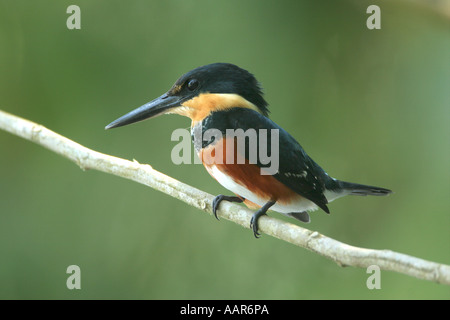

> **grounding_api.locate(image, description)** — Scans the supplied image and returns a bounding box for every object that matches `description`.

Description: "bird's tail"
[338,180,392,196]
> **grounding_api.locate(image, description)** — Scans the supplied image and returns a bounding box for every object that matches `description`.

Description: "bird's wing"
[206,108,330,213]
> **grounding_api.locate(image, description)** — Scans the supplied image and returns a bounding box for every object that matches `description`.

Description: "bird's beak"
[105,93,184,130]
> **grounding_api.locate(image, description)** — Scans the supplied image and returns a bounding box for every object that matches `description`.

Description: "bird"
[105,63,392,238]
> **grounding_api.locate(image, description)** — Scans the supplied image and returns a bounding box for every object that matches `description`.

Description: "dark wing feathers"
[274,135,330,213]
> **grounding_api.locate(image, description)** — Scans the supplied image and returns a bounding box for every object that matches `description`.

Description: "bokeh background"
[0,0,449,299]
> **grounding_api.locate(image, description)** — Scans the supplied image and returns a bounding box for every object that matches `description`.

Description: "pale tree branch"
[0,109,449,285]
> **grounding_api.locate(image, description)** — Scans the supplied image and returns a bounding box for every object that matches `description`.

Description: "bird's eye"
[187,79,199,91]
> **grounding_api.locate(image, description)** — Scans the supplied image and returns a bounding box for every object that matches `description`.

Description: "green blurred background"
[0,0,449,299]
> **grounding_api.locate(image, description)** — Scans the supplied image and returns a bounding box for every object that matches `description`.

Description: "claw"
[212,195,244,220]
[250,215,261,238]
[248,200,276,238]
[212,195,224,220]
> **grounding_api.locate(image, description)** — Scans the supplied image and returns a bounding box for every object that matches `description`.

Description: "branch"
[0,109,449,285]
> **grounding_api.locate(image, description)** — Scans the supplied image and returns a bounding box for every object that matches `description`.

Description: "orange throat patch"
[168,93,261,124]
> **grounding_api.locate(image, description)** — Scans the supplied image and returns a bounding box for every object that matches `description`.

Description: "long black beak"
[105,93,184,130]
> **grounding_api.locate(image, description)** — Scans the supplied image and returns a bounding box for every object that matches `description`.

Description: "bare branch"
[1,109,449,285]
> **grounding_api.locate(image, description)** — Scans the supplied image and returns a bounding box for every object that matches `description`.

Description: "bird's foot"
[250,212,266,238]
[249,200,276,238]
[212,195,244,220]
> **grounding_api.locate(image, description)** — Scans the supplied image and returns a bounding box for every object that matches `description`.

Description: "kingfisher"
[105,63,392,238]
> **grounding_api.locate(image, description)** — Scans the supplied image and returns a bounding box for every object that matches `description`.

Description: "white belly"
[208,165,323,214]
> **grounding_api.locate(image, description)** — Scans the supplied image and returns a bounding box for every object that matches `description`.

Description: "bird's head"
[105,63,268,129]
